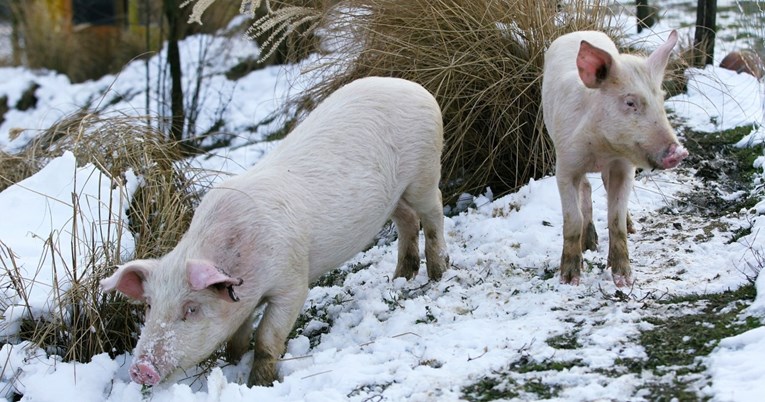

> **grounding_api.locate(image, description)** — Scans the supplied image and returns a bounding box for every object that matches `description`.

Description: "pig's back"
[250,77,443,279]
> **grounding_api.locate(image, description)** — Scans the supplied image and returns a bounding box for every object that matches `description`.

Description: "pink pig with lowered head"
[101,77,449,387]
[541,30,688,287]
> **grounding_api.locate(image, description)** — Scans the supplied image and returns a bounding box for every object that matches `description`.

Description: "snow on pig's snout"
[130,358,161,386]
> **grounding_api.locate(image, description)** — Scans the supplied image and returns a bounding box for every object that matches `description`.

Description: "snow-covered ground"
[0,2,764,401]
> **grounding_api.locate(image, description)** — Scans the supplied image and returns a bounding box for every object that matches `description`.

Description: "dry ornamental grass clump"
[293,0,615,201]
[19,112,206,258]
[0,112,208,362]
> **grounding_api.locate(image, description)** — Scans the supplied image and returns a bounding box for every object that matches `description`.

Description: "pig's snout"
[130,360,161,386]
[660,143,688,169]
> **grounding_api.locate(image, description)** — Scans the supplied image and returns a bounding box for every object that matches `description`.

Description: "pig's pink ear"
[186,259,244,302]
[577,40,614,88]
[647,30,678,78]
[100,259,157,301]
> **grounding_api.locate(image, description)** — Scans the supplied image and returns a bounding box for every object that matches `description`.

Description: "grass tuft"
[0,110,208,363]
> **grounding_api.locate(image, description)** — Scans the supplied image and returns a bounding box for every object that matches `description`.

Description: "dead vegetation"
[0,111,209,362]
[234,0,617,201]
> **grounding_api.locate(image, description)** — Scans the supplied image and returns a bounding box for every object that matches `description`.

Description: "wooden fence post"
[636,0,655,33]
[694,0,717,66]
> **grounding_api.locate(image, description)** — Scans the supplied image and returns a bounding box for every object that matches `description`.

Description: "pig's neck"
[568,114,628,173]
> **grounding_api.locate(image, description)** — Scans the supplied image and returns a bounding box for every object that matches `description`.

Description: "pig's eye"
[621,95,642,113]
[182,302,201,321]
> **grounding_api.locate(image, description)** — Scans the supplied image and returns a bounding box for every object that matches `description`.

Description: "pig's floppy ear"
[100,259,156,301]
[646,30,678,78]
[577,40,614,88]
[186,259,244,302]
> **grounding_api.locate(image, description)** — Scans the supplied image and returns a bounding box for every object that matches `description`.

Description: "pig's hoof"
[559,253,582,285]
[560,274,580,285]
[608,251,631,287]
[426,254,448,281]
[613,274,633,288]
[248,357,278,387]
[394,253,420,280]
[583,222,598,252]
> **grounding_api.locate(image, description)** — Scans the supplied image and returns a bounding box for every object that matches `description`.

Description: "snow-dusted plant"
[0,112,207,363]
[182,0,325,63]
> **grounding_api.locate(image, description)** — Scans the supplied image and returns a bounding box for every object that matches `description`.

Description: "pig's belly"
[305,194,400,282]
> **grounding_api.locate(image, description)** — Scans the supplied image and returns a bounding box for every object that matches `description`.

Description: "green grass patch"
[462,355,582,401]
[513,358,582,373]
[675,125,762,216]
[462,376,520,401]
[728,225,753,244]
[546,331,582,350]
[462,372,564,401]
[610,284,761,400]
[521,378,562,399]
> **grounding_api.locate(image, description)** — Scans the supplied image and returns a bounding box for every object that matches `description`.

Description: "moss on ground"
[612,284,760,400]
[462,354,584,401]
[462,284,761,401]
[545,330,582,350]
[462,376,520,402]
[674,125,762,217]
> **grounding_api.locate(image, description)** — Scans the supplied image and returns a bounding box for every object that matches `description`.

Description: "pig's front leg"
[604,161,635,287]
[603,171,636,235]
[557,172,585,285]
[226,316,255,363]
[248,283,309,386]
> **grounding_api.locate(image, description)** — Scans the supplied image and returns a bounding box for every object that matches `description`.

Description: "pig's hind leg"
[404,182,448,281]
[392,199,422,280]
[392,173,449,282]
[248,281,309,386]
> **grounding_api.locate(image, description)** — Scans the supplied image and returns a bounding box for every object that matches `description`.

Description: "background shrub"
[289,0,615,202]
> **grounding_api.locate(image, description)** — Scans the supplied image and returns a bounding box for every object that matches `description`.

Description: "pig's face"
[577,31,688,170]
[101,258,246,385]
[598,62,687,170]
